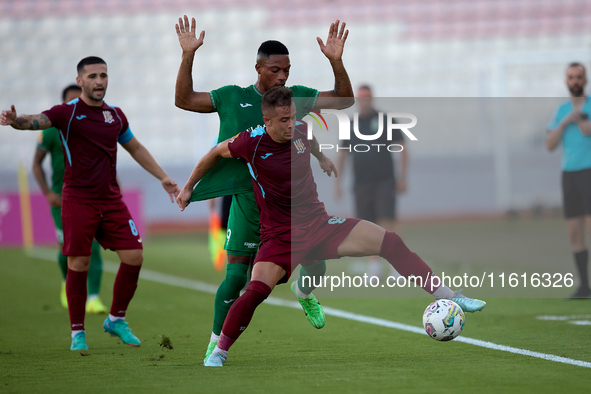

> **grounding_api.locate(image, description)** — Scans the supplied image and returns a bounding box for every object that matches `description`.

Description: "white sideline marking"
[537,314,591,321]
[27,248,591,369]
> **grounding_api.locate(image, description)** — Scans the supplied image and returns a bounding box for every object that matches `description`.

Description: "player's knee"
[126,250,144,266]
[68,256,91,271]
[227,254,251,265]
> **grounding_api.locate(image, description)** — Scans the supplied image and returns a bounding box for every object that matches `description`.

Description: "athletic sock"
[294,282,309,299]
[379,231,452,297]
[87,241,103,296]
[66,269,88,331]
[58,250,68,280]
[218,280,272,350]
[210,332,220,343]
[110,262,141,318]
[212,263,249,336]
[574,250,590,290]
[108,314,123,322]
[71,330,84,338]
[297,260,326,295]
[211,344,229,358]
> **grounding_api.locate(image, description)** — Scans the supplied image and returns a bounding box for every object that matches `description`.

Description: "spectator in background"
[32,84,108,313]
[335,85,408,278]
[546,62,591,299]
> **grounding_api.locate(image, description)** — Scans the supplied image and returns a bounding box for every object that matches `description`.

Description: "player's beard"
[85,85,106,102]
[569,85,584,97]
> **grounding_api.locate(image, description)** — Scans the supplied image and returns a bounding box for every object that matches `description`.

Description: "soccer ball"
[422,299,465,341]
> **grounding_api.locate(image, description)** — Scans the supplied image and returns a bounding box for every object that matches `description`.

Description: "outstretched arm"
[1,105,52,130]
[310,136,337,177]
[121,137,180,202]
[177,140,233,211]
[315,20,354,110]
[174,15,215,113]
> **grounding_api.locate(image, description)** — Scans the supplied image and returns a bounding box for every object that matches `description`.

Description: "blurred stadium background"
[1,0,590,238]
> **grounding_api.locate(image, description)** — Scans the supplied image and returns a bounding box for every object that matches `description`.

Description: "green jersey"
[37,127,65,195]
[190,84,319,201]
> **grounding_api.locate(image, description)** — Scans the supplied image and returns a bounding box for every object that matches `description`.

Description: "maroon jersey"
[42,98,134,202]
[227,122,327,242]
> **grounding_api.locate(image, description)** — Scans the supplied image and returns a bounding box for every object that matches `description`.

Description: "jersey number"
[129,219,139,236]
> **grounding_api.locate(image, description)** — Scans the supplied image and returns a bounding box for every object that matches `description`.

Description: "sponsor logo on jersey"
[223,299,236,304]
[103,111,114,123]
[294,138,306,154]
[243,242,258,248]
[260,153,273,159]
[240,103,253,108]
[76,115,87,120]
[328,216,346,224]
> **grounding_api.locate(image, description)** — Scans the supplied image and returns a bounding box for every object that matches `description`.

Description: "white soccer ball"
[422,299,465,341]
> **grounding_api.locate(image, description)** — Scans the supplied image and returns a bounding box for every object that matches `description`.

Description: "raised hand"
[0,105,17,126]
[317,20,349,62]
[176,15,205,53]
[161,176,181,203]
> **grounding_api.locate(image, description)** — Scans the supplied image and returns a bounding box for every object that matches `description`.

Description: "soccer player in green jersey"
[32,84,108,314]
[175,15,354,361]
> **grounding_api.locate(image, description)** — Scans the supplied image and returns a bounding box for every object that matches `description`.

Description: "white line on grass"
[27,248,591,369]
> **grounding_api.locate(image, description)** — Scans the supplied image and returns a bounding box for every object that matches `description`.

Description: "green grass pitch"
[1,218,591,393]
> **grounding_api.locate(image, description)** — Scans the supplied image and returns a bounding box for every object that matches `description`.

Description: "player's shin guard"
[379,232,452,298]
[297,260,326,295]
[212,263,249,336]
[218,280,272,351]
[87,241,103,295]
[110,262,141,318]
[66,269,88,331]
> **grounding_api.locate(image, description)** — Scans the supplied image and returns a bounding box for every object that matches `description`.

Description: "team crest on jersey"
[294,139,306,154]
[103,110,114,123]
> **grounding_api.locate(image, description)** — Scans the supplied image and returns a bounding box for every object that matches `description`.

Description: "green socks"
[212,263,249,336]
[297,260,326,295]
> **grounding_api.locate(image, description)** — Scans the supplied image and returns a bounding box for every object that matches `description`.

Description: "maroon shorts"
[62,199,143,256]
[254,215,361,283]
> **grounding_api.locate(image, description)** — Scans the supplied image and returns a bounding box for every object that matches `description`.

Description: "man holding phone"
[546,62,591,299]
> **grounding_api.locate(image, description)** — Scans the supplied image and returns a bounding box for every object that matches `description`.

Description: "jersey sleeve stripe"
[246,163,265,198]
[65,101,78,142]
[108,105,124,134]
[310,89,319,109]
[209,92,217,111]
[59,130,72,166]
[118,127,134,145]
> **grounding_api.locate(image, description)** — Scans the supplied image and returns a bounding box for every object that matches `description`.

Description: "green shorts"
[225,191,260,257]
[50,205,64,244]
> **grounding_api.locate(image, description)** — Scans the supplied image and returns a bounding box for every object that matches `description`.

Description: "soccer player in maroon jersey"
[1,56,181,351]
[177,87,486,367]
